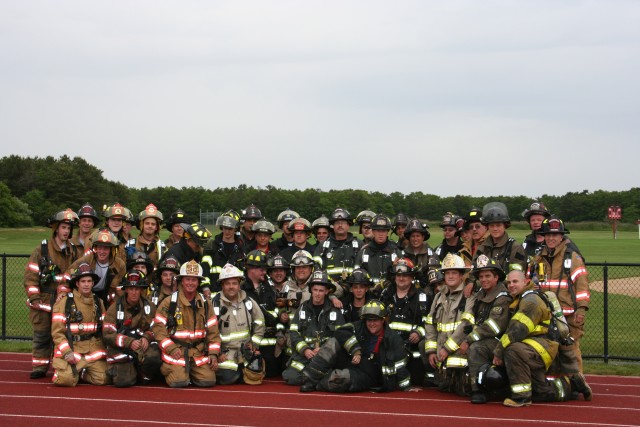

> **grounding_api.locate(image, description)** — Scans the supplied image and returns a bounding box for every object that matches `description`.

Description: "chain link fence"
[1,254,639,362]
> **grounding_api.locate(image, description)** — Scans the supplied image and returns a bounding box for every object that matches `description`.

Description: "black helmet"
[481,202,511,227]
[69,262,99,288]
[157,256,180,274]
[346,268,373,287]
[439,212,459,228]
[165,209,190,230]
[355,210,375,225]
[246,250,267,268]
[522,201,551,221]
[182,223,212,247]
[392,212,409,227]
[276,208,300,228]
[77,203,99,227]
[252,220,275,234]
[472,254,506,281]
[370,213,391,231]
[121,270,149,288]
[308,270,336,293]
[266,254,289,271]
[477,363,508,392]
[427,268,444,286]
[127,251,154,273]
[465,207,483,226]
[329,208,353,225]
[537,216,570,235]
[403,218,430,241]
[242,204,263,220]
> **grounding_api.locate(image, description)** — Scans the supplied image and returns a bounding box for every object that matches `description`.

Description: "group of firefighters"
[23,200,593,407]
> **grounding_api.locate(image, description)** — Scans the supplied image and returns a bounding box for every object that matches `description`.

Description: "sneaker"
[471,392,487,404]
[572,373,592,401]
[503,397,532,407]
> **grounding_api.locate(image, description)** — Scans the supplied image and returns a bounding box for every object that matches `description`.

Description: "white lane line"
[0,394,637,426]
[0,414,254,427]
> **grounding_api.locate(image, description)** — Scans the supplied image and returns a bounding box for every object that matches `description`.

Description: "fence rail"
[1,253,639,362]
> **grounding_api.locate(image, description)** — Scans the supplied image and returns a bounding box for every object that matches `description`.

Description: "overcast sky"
[1,1,638,198]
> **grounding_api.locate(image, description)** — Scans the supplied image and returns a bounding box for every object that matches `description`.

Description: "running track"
[0,352,638,427]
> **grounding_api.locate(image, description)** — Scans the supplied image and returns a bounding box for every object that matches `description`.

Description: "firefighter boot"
[571,373,592,401]
[300,365,326,393]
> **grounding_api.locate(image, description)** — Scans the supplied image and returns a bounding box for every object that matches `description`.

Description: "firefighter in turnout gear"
[128,203,166,267]
[73,203,99,253]
[152,260,221,388]
[213,263,266,385]
[341,268,374,323]
[282,271,345,385]
[148,256,179,306]
[380,258,431,386]
[274,208,300,252]
[202,213,246,292]
[280,217,317,262]
[521,201,551,258]
[473,202,527,273]
[103,270,161,387]
[66,228,126,308]
[300,300,412,393]
[403,218,435,289]
[313,208,362,283]
[424,253,476,395]
[240,204,263,247]
[494,270,591,407]
[51,262,109,387]
[356,209,376,245]
[159,222,212,293]
[530,216,590,372]
[464,255,512,404]
[434,212,464,261]
[25,208,81,379]
[354,214,404,290]
[164,209,190,250]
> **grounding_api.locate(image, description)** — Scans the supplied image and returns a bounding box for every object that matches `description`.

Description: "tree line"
[0,155,638,228]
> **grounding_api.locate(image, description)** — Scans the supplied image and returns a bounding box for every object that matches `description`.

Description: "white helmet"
[218,263,244,283]
[176,260,205,281]
[440,253,470,272]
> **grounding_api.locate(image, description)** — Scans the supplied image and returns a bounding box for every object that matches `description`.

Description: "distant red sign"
[608,205,622,220]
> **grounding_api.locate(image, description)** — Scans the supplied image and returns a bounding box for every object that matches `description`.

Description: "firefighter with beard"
[282,270,345,385]
[24,208,81,379]
[103,270,161,387]
[50,262,109,387]
[153,260,221,388]
[380,258,430,386]
[463,255,512,404]
[300,300,412,393]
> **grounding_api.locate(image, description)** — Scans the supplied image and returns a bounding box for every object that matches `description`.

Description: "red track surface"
[1,352,638,427]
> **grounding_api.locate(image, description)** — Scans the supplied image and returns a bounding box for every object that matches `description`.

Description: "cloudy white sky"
[1,1,638,197]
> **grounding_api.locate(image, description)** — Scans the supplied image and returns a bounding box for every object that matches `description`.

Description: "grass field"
[2,226,639,374]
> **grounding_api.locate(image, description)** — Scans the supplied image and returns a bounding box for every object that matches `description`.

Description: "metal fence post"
[603,263,609,364]
[2,254,6,340]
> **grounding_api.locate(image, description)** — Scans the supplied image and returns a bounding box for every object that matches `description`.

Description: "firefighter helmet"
[404,218,430,241]
[427,268,444,285]
[482,202,511,227]
[124,207,136,225]
[121,270,149,288]
[127,251,154,273]
[360,300,387,320]
[218,263,244,283]
[477,363,509,392]
[266,254,289,271]
[91,228,119,247]
[472,254,506,281]
[288,217,312,233]
[346,268,373,287]
[137,203,164,230]
[182,223,212,247]
[246,250,267,268]
[356,210,376,225]
[103,203,129,220]
[242,204,263,220]
[69,262,100,288]
[329,208,353,225]
[440,253,469,272]
[393,258,416,275]
[252,220,275,234]
[276,208,299,228]
[312,215,330,231]
[392,212,410,231]
[440,212,459,228]
[537,216,570,235]
[290,250,314,268]
[165,209,190,231]
[216,214,239,229]
[522,201,551,221]
[157,256,180,273]
[370,214,392,231]
[47,209,79,238]
[308,270,335,292]
[77,203,99,227]
[465,207,483,226]
[176,260,205,281]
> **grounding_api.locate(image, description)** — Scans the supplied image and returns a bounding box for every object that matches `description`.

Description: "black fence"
[1,253,639,362]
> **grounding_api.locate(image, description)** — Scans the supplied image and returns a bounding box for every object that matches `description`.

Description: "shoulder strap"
[94,294,103,331]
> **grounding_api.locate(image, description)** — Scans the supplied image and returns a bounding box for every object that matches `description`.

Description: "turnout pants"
[468,338,499,392]
[29,293,54,374]
[52,355,109,387]
[109,344,162,387]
